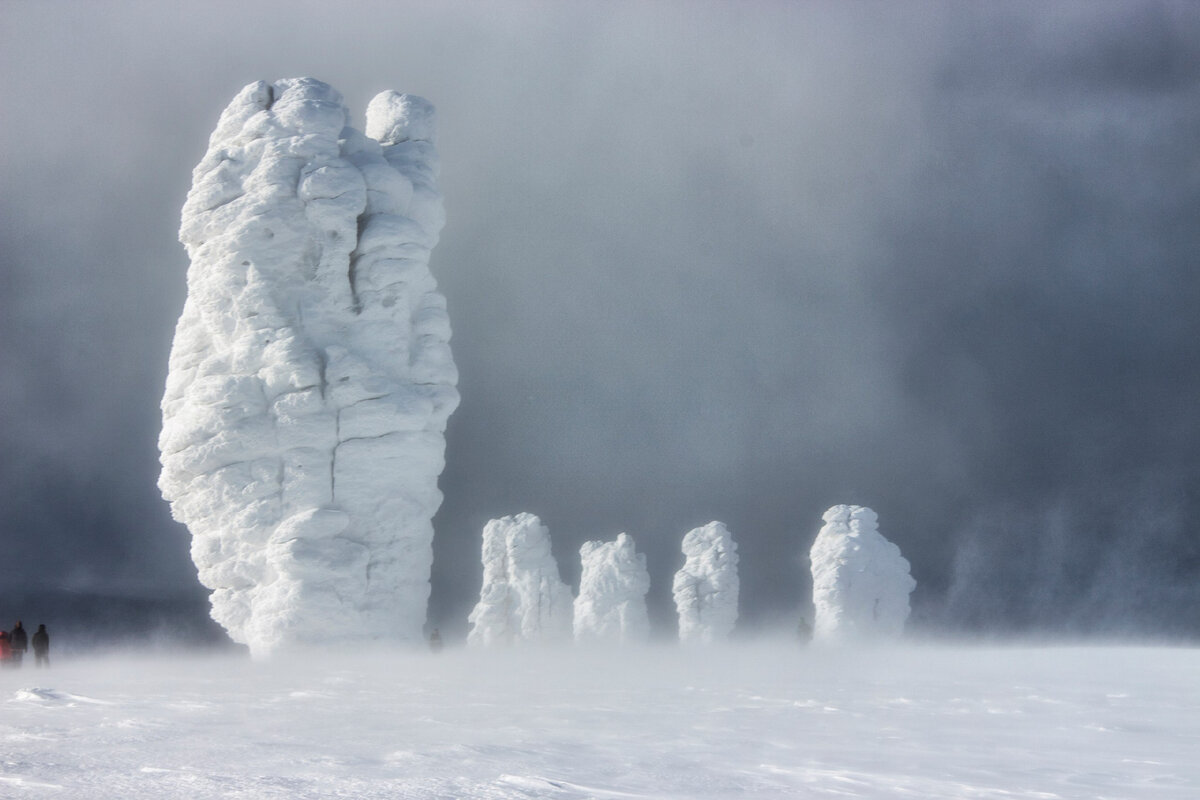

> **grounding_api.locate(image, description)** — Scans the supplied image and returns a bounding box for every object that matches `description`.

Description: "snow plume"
[573,534,651,643]
[466,514,573,646]
[672,521,739,643]
[158,78,458,657]
[810,505,915,642]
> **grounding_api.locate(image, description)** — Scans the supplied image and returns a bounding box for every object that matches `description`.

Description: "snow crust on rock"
[573,533,651,643]
[809,505,915,641]
[466,514,574,646]
[158,78,458,657]
[672,521,739,643]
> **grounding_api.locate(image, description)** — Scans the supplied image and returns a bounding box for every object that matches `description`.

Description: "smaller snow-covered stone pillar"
[672,521,739,643]
[810,505,915,641]
[573,533,651,643]
[466,513,573,646]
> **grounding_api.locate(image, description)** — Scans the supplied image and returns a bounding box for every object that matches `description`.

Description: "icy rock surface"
[466,514,574,646]
[672,521,739,643]
[573,533,651,643]
[158,78,458,656]
[809,505,915,641]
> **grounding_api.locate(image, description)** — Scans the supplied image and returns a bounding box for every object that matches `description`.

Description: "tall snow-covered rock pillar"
[809,505,915,641]
[573,534,651,643]
[466,513,574,646]
[673,521,739,643]
[158,79,458,656]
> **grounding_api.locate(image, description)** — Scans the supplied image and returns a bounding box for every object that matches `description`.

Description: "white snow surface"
[673,521,740,643]
[810,505,916,641]
[573,533,651,643]
[158,78,458,656]
[2,644,1198,799]
[467,514,574,646]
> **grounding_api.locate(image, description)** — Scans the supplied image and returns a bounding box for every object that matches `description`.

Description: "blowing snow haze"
[1,1,1198,643]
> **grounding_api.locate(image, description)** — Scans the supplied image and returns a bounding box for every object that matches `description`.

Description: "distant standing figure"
[10,621,27,666]
[0,631,11,666]
[32,624,49,668]
[429,628,443,653]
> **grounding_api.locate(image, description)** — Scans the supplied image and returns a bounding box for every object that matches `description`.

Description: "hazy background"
[2,0,1198,645]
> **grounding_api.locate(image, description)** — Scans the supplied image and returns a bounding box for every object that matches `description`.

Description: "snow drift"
[809,505,915,641]
[158,78,458,656]
[673,521,739,643]
[573,533,651,643]
[466,513,574,646]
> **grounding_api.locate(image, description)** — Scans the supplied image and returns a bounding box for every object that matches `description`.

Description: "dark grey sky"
[2,1,1198,639]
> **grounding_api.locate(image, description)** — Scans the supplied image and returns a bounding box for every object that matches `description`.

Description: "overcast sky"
[2,1,1198,639]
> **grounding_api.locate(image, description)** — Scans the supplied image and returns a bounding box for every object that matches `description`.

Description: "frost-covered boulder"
[466,513,574,646]
[158,78,458,657]
[672,521,739,643]
[809,505,915,641]
[573,534,651,643]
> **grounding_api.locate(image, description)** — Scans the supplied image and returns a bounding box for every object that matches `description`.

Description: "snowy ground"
[2,642,1197,798]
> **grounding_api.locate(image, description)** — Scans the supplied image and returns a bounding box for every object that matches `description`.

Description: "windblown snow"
[810,505,915,641]
[466,514,573,646]
[5,645,1199,799]
[158,78,458,657]
[573,533,650,643]
[673,521,739,643]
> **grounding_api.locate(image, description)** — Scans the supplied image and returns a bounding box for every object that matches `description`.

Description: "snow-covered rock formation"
[573,534,651,643]
[672,521,739,643]
[158,78,458,657]
[466,513,574,646]
[809,505,915,641]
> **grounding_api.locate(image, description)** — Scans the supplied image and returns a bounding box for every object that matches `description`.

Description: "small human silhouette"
[9,621,27,667]
[429,628,443,653]
[32,624,49,668]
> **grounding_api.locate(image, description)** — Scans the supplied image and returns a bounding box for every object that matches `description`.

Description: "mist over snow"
[2,2,1200,642]
[159,78,456,655]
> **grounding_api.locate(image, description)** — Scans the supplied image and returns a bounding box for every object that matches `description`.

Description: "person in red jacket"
[0,630,11,666]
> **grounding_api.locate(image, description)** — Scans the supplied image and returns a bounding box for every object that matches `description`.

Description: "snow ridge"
[159,78,458,657]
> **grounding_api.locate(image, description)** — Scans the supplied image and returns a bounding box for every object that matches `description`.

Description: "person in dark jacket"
[31,624,49,668]
[9,621,27,666]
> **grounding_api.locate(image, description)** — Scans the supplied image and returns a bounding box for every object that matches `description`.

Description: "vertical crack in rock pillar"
[159,79,458,657]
